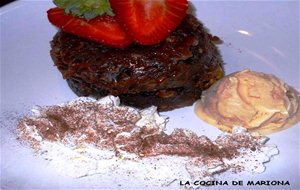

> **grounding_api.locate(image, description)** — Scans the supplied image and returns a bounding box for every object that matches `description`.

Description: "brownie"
[50,14,224,111]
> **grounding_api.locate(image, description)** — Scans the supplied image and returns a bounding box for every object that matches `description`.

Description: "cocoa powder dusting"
[17,98,264,163]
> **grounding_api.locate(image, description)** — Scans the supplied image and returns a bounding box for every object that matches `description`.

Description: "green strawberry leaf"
[53,0,114,19]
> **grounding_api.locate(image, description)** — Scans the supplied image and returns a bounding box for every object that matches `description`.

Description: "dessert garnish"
[195,69,300,135]
[109,0,188,45]
[53,0,114,19]
[47,7,132,48]
[47,0,188,48]
[17,96,278,183]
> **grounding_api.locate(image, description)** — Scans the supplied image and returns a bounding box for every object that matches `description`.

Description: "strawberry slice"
[47,8,132,48]
[109,0,188,45]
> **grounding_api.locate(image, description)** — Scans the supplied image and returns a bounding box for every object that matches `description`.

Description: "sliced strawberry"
[47,8,132,48]
[109,0,188,45]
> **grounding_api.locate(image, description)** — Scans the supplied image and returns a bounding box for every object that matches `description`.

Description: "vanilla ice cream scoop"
[195,69,300,135]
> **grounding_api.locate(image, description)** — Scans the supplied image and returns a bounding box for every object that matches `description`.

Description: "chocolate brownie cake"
[50,14,224,111]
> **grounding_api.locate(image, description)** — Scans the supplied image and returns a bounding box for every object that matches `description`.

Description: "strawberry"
[109,0,188,45]
[47,8,132,48]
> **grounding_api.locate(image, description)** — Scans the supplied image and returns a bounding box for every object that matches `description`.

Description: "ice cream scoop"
[195,69,300,135]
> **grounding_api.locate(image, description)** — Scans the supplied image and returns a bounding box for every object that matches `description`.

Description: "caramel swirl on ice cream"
[195,69,300,135]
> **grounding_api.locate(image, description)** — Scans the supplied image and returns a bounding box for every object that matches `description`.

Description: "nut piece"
[195,69,300,135]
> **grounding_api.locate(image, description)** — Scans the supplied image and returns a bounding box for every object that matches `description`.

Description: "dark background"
[1,0,15,7]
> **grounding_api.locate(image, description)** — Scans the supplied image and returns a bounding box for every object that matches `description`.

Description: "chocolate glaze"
[50,14,224,111]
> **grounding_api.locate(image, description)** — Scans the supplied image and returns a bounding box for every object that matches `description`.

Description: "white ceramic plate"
[1,1,299,189]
